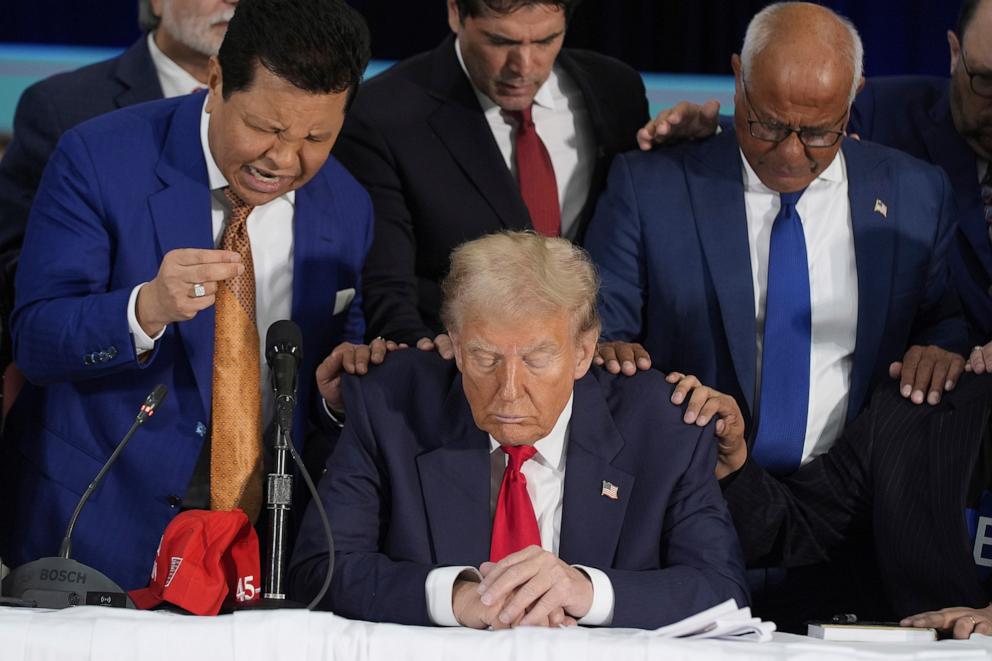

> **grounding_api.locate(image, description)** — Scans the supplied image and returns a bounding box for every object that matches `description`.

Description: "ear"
[205,56,223,113]
[948,30,961,76]
[449,331,465,372]
[572,330,598,380]
[150,0,163,19]
[447,0,463,35]
[855,75,865,96]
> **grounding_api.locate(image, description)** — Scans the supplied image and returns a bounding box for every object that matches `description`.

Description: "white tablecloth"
[1,607,992,661]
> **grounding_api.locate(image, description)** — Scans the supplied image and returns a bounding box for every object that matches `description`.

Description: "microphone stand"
[264,404,295,602]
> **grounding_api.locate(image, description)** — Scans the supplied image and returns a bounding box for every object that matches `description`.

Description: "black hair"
[218,0,371,104]
[957,0,984,38]
[453,0,582,22]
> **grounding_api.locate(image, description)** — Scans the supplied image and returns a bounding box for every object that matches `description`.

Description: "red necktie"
[490,444,542,562]
[512,107,561,237]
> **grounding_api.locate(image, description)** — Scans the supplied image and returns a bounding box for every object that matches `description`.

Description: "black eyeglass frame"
[960,47,992,99]
[741,85,849,148]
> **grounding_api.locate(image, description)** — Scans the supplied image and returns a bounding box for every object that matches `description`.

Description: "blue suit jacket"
[0,37,163,289]
[585,128,967,433]
[0,92,373,589]
[851,76,992,343]
[288,350,748,629]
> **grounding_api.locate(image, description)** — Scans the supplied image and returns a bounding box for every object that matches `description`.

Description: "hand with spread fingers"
[594,340,652,375]
[467,546,592,628]
[666,372,747,479]
[901,604,992,639]
[316,336,405,412]
[136,248,244,337]
[636,99,722,151]
[966,341,992,374]
[889,345,965,406]
[416,333,455,360]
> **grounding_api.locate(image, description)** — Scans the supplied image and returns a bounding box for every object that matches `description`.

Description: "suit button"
[107,346,118,359]
[83,354,94,366]
[195,422,207,438]
[166,495,183,508]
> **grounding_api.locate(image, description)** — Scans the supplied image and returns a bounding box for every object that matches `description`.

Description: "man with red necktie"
[290,231,748,629]
[334,0,650,353]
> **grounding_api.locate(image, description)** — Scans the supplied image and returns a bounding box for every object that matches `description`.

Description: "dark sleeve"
[721,395,877,568]
[602,424,750,629]
[0,82,65,300]
[334,112,436,346]
[584,154,648,342]
[907,168,970,354]
[288,373,435,625]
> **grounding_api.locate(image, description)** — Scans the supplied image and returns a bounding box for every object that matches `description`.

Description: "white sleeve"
[425,566,482,627]
[127,283,166,355]
[573,565,615,626]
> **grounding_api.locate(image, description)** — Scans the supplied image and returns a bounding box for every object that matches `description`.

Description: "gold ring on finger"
[192,283,206,298]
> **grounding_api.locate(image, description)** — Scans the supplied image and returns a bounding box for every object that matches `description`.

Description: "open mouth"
[241,164,288,194]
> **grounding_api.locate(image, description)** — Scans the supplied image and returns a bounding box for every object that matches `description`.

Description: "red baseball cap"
[130,509,261,615]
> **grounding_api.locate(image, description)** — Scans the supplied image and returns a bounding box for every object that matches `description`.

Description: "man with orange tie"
[289,232,748,628]
[0,0,375,591]
[334,0,649,351]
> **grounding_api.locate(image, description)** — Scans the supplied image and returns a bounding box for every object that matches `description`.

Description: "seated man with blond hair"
[289,231,747,628]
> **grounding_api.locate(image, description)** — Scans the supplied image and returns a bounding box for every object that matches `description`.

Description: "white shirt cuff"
[321,399,345,427]
[425,566,480,627]
[573,565,614,626]
[127,283,166,355]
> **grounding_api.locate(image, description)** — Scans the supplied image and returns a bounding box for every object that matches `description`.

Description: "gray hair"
[741,2,864,105]
[138,0,160,32]
[441,231,601,339]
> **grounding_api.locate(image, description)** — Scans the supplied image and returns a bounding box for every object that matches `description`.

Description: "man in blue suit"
[289,232,748,628]
[850,0,992,348]
[587,3,967,468]
[0,0,374,590]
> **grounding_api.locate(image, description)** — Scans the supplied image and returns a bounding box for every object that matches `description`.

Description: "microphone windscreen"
[265,319,303,365]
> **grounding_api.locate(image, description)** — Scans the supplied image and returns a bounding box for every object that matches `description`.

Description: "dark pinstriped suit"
[724,374,992,619]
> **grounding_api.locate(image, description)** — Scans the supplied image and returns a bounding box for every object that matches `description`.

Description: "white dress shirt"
[454,39,594,240]
[742,150,859,462]
[146,32,204,98]
[127,97,295,427]
[424,395,615,627]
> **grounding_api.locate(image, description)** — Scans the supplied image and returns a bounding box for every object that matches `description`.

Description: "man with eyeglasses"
[850,0,992,361]
[584,3,967,625]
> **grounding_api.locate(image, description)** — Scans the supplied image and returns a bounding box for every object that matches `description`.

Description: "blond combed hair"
[441,231,601,339]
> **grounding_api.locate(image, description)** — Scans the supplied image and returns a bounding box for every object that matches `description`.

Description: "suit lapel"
[113,37,165,108]
[558,375,634,567]
[416,373,492,565]
[844,140,895,421]
[922,88,992,278]
[149,92,215,416]
[685,131,758,414]
[427,37,531,231]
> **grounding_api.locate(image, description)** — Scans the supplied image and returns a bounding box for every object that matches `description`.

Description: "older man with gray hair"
[585,1,969,629]
[289,231,748,629]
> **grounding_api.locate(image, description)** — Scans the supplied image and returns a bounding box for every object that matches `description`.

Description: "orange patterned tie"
[210,188,263,522]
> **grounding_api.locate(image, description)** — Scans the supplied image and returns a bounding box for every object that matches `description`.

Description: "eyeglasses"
[960,48,992,98]
[742,86,847,148]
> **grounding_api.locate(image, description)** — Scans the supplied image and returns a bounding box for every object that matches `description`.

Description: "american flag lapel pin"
[873,198,888,219]
[601,480,619,500]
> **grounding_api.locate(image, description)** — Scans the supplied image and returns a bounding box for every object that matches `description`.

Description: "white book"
[807,622,938,642]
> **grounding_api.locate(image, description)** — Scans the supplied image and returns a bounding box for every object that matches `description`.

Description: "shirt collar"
[199,96,295,205]
[489,393,573,471]
[740,145,846,195]
[454,37,559,114]
[147,31,203,99]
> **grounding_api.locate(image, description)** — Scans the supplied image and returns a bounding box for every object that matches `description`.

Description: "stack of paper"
[648,599,775,642]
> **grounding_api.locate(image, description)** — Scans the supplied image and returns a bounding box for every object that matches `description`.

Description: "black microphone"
[2,384,167,609]
[265,320,302,430]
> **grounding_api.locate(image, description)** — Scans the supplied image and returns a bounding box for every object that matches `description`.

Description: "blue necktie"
[751,190,810,476]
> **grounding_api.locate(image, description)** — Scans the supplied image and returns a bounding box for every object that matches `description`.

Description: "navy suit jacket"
[585,128,967,434]
[851,76,992,343]
[0,37,163,291]
[0,91,373,589]
[289,350,748,629]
